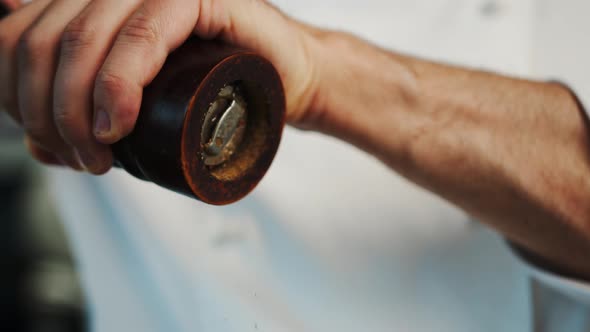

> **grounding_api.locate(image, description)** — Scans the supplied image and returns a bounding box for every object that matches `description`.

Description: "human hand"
[0,0,321,173]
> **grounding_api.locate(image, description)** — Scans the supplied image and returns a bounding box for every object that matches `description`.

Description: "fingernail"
[76,149,96,172]
[94,108,111,136]
[60,154,84,172]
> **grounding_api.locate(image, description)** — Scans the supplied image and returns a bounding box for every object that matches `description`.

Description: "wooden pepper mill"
[113,38,286,205]
[113,38,285,205]
[1,3,286,205]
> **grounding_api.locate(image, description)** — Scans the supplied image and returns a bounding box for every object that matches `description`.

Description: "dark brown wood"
[112,38,286,205]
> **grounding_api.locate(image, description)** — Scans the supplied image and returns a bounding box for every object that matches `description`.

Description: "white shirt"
[49,0,590,331]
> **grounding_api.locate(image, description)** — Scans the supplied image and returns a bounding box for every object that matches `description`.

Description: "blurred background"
[0,112,87,332]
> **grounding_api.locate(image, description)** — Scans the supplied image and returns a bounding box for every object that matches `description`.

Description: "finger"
[217,0,315,120]
[0,0,51,123]
[93,0,200,144]
[24,135,67,167]
[54,0,141,174]
[17,0,90,170]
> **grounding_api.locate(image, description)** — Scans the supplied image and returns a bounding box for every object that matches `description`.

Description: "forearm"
[307,31,590,278]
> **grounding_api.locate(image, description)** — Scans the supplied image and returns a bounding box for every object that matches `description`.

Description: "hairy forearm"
[308,31,590,278]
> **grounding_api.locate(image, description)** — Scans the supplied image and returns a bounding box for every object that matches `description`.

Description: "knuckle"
[54,73,78,97]
[53,107,84,144]
[119,14,161,46]
[17,27,52,62]
[61,18,97,59]
[95,71,128,98]
[53,105,77,129]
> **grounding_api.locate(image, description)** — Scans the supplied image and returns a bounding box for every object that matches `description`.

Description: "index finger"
[92,0,200,144]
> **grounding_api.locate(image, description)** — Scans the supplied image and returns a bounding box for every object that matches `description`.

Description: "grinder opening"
[201,80,271,182]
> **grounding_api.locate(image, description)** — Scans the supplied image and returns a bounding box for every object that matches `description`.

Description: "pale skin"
[1,0,590,279]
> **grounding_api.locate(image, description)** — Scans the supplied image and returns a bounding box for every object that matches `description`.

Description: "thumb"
[216,0,320,123]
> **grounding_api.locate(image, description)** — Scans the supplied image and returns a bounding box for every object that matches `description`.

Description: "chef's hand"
[0,0,322,173]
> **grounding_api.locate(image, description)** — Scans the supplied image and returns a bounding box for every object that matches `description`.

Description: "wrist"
[301,30,420,156]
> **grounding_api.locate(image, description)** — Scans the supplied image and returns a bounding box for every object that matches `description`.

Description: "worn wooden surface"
[113,38,286,205]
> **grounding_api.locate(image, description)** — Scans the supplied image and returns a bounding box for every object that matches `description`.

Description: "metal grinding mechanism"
[0,5,286,206]
[202,85,248,167]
